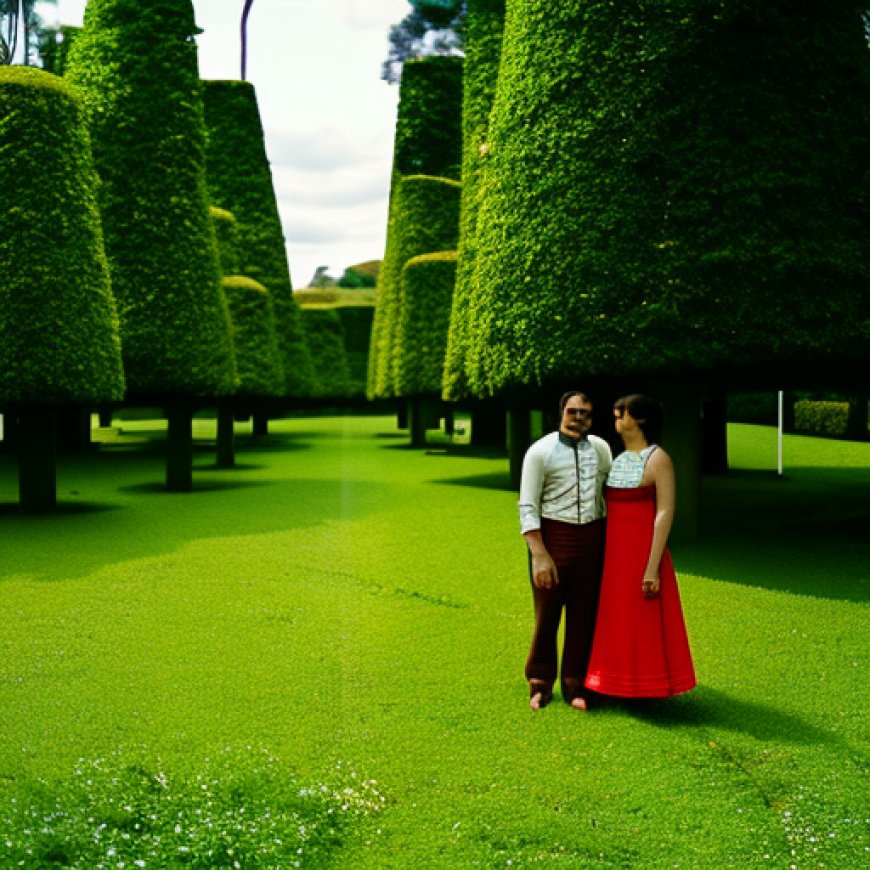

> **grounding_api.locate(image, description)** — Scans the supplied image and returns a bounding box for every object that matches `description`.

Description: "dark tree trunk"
[216,403,235,467]
[845,393,869,441]
[658,385,701,542]
[166,401,193,492]
[252,409,268,437]
[507,403,532,491]
[700,394,728,474]
[18,405,57,511]
[469,399,507,449]
[56,405,92,453]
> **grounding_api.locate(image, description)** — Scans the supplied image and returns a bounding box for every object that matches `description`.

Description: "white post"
[777,390,784,477]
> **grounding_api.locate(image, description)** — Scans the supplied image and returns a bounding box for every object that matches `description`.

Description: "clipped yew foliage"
[210,206,241,276]
[464,0,870,396]
[371,175,460,398]
[394,251,458,397]
[221,276,284,398]
[64,0,236,398]
[367,55,463,399]
[301,309,353,400]
[442,0,505,401]
[202,79,314,399]
[0,66,124,404]
[335,306,375,399]
[393,56,463,180]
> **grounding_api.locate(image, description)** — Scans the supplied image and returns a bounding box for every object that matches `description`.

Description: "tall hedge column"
[66,0,237,492]
[1,67,125,511]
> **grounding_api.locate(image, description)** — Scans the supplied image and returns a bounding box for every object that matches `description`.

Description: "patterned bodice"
[606,445,658,489]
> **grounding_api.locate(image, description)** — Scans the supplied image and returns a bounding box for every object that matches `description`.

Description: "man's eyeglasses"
[565,408,592,418]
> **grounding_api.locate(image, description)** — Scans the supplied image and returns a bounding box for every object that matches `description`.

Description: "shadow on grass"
[0,467,389,583]
[429,471,514,492]
[118,479,276,495]
[614,686,845,749]
[0,502,122,517]
[676,468,870,603]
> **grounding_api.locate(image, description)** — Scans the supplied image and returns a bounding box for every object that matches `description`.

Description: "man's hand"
[532,553,558,590]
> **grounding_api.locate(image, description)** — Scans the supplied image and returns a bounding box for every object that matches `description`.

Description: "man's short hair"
[559,391,592,416]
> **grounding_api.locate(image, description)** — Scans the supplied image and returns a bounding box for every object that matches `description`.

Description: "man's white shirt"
[518,431,613,534]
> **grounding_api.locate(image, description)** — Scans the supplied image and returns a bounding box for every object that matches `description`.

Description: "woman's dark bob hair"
[614,394,663,444]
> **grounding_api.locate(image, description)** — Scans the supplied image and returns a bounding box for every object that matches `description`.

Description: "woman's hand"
[642,574,661,598]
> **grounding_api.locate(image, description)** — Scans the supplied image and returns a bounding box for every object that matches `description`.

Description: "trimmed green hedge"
[442,0,506,401]
[369,176,461,399]
[37,25,81,77]
[64,0,236,398]
[221,276,284,398]
[202,79,314,399]
[462,1,870,396]
[793,400,863,439]
[335,306,375,399]
[392,56,463,181]
[209,206,241,276]
[300,309,352,400]
[368,56,463,400]
[0,66,124,404]
[394,251,458,397]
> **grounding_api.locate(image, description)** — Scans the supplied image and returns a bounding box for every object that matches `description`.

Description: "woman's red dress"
[585,485,696,698]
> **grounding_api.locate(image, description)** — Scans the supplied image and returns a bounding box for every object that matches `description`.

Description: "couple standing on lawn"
[519,391,696,711]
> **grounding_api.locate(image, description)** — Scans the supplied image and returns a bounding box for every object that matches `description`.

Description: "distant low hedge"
[793,401,852,438]
[221,276,284,398]
[202,80,314,399]
[301,309,353,400]
[394,251,458,397]
[369,175,461,399]
[65,0,236,398]
[0,66,124,404]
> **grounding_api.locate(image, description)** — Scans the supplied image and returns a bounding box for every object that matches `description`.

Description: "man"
[518,391,612,711]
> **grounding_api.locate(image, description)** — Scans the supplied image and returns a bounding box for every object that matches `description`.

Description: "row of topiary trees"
[367,55,463,446]
[368,0,870,536]
[1,0,372,509]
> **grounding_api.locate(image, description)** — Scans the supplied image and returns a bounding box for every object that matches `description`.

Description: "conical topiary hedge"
[370,175,461,400]
[0,66,124,405]
[463,0,870,396]
[64,0,236,399]
[394,250,458,397]
[221,276,284,399]
[442,0,505,401]
[367,55,463,400]
[202,79,315,399]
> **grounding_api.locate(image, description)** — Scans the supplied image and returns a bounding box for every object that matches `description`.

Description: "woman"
[585,394,696,698]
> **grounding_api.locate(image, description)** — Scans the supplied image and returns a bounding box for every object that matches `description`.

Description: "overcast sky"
[38,0,412,287]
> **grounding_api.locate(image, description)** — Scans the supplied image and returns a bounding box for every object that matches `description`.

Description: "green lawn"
[0,417,868,868]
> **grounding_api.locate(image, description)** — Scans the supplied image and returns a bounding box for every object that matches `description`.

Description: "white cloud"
[39,0,411,281]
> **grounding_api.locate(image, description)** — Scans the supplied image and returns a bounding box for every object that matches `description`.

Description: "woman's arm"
[641,448,676,597]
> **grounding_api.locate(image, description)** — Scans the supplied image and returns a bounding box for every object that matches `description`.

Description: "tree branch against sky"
[382,0,465,84]
[1,0,57,64]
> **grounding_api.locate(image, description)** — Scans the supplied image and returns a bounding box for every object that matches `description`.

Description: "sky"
[37,0,413,287]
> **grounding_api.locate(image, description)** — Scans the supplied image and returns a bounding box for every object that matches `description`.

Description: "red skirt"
[585,486,696,698]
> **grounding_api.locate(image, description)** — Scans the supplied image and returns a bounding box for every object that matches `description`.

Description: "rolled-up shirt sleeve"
[518,441,544,534]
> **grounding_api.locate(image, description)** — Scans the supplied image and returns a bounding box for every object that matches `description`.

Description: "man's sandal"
[529,681,553,710]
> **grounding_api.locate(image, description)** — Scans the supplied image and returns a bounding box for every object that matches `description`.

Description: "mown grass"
[0,417,867,868]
